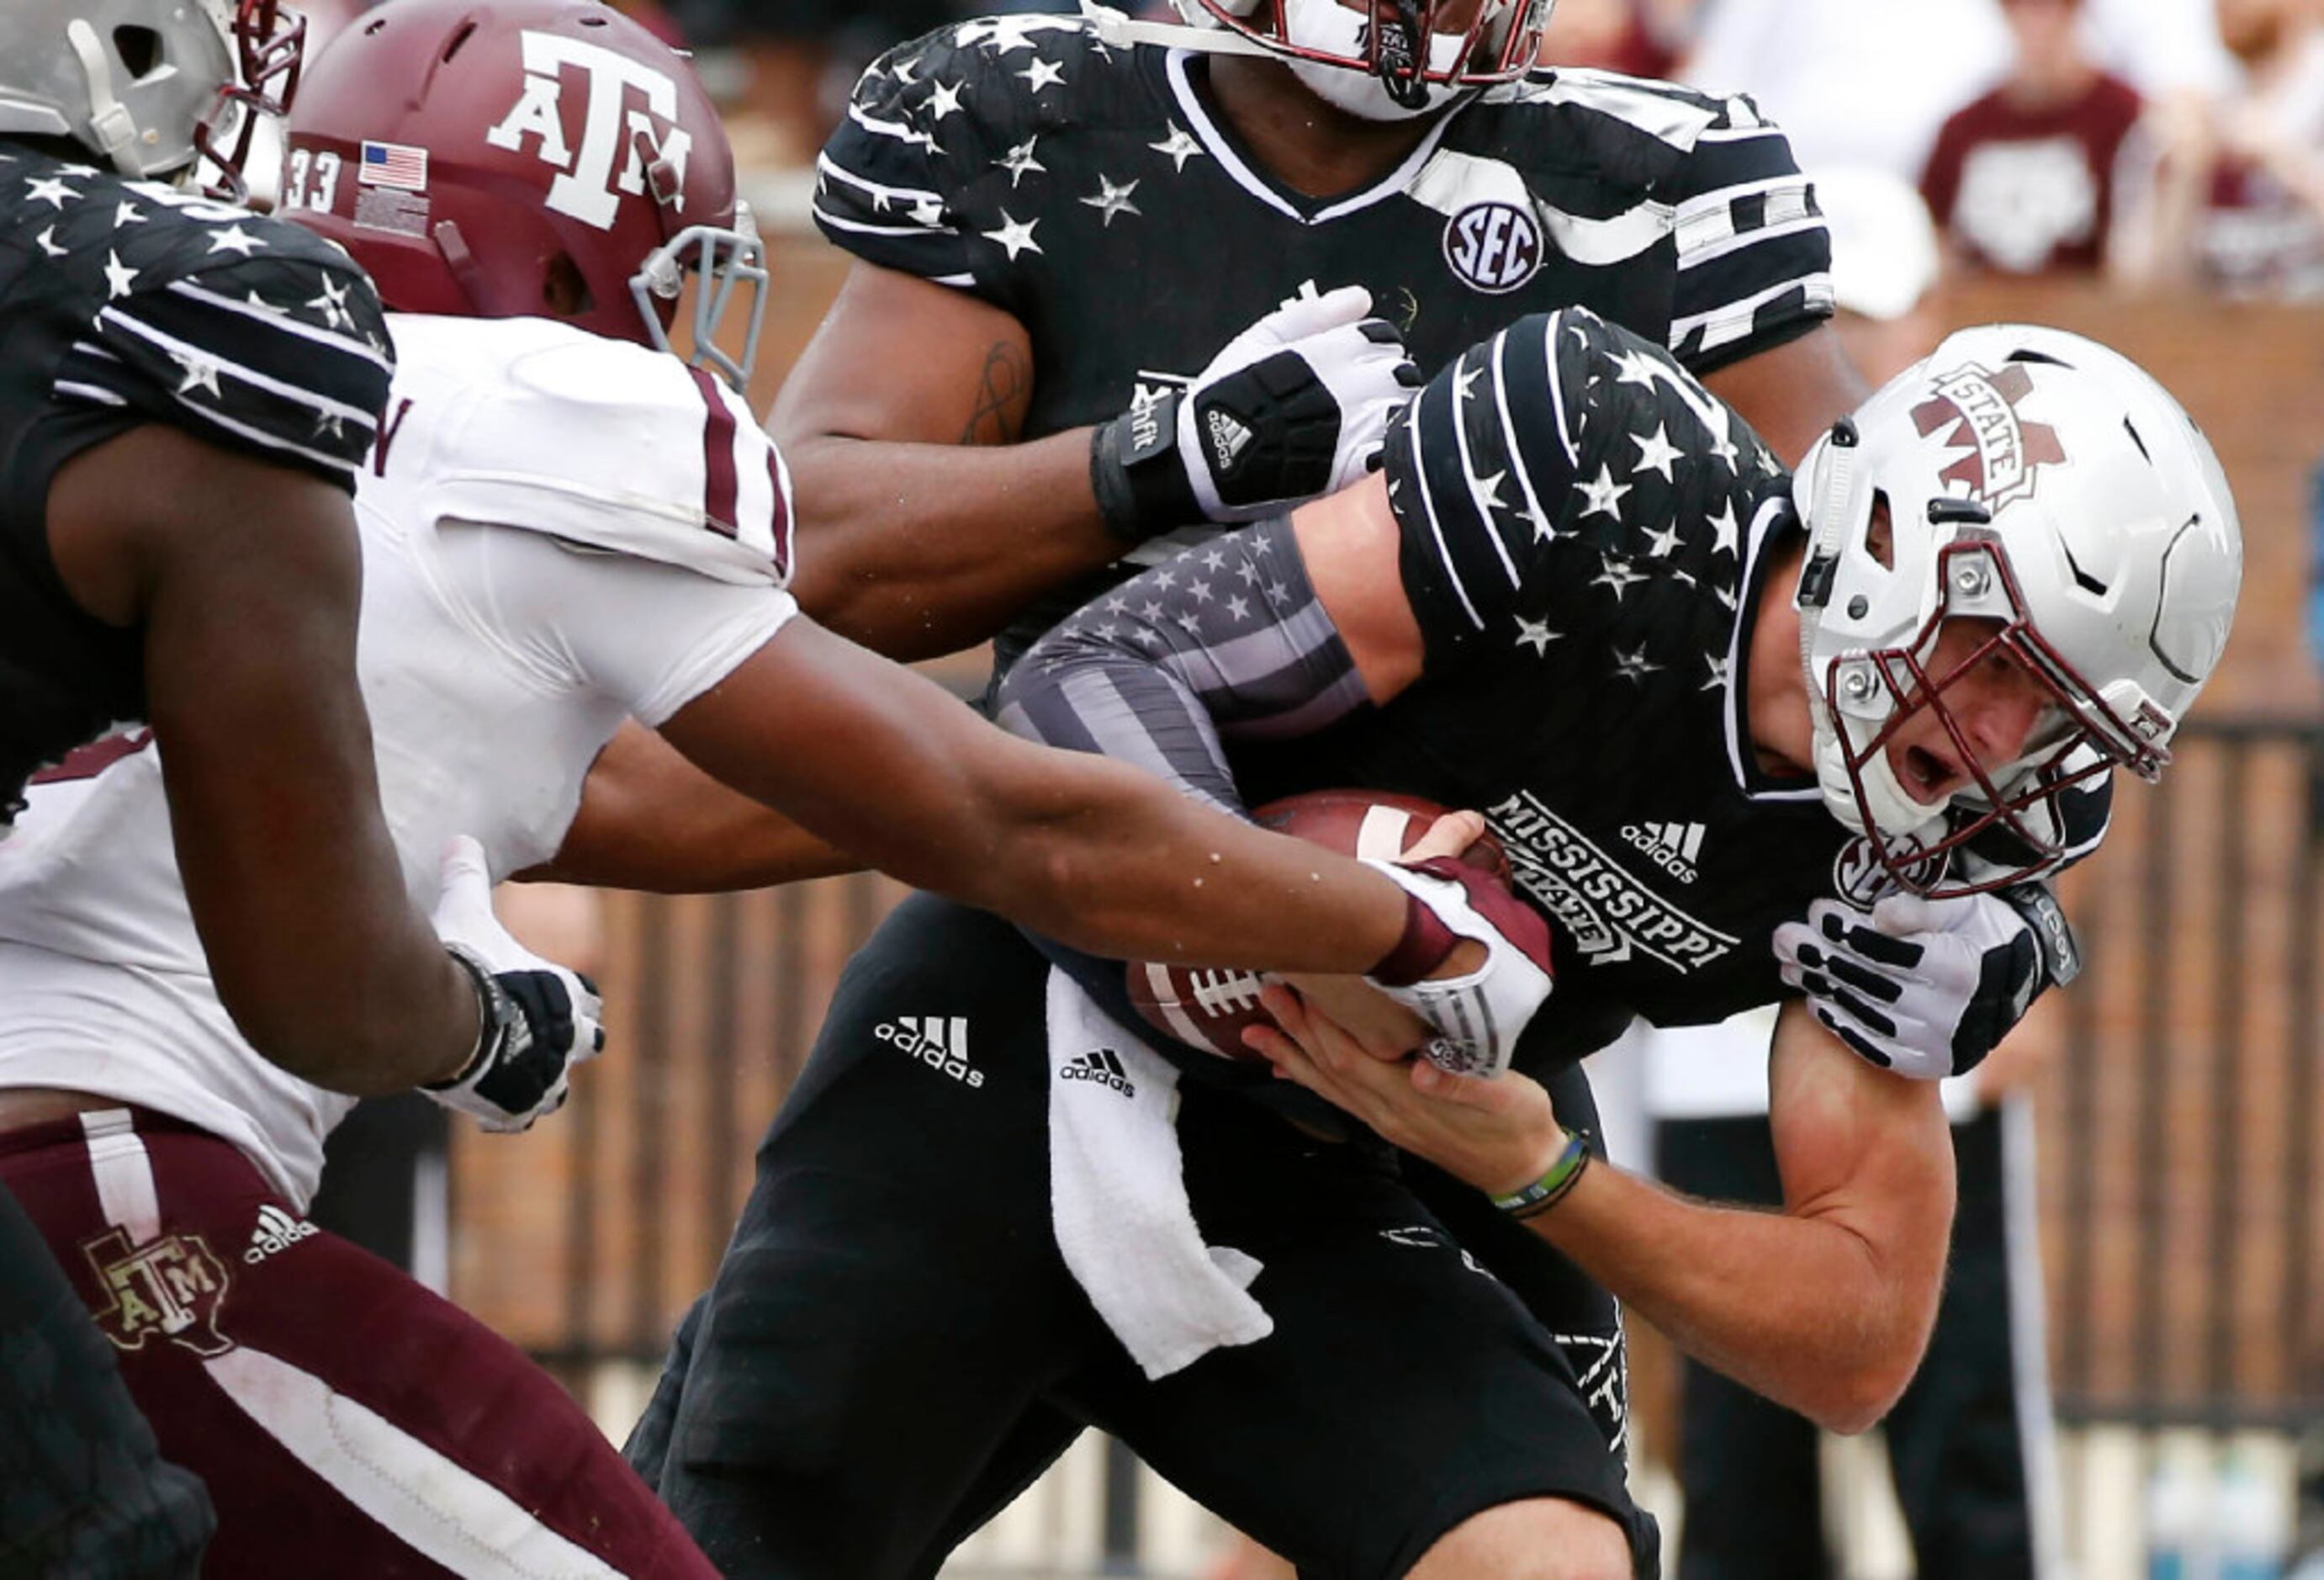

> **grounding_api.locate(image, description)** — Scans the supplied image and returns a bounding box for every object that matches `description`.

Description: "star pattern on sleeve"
[1630,422,1683,483]
[1577,464,1630,523]
[994,137,1046,188]
[205,225,265,258]
[983,211,1042,260]
[1701,651,1730,692]
[926,78,965,119]
[1019,56,1066,93]
[1150,125,1205,173]
[1080,174,1141,227]
[25,173,77,209]
[305,274,355,331]
[1609,641,1662,684]
[1515,615,1561,656]
[1592,555,1648,602]
[101,250,138,300]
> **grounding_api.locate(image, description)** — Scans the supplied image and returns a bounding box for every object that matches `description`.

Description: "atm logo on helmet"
[482,30,693,231]
[1909,362,2067,515]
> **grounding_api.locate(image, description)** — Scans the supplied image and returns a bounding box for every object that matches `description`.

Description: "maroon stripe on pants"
[689,365,738,538]
[0,1111,717,1579]
[766,447,792,579]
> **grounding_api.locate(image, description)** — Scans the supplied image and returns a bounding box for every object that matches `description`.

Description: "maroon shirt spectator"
[1923,0,2147,273]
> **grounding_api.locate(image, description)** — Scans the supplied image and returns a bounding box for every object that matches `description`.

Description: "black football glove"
[1773,883,2079,1079]
[1090,284,1421,540]
[425,837,605,1132]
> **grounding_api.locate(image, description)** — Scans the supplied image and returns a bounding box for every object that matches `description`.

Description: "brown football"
[1123,789,1508,1060]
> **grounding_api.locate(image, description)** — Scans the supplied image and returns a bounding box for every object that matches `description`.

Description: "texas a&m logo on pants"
[81,1225,236,1359]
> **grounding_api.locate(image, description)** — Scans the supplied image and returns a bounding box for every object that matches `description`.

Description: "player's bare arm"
[776,264,1416,661]
[658,615,1458,973]
[774,264,1115,658]
[536,723,863,893]
[1255,991,1951,1434]
[46,425,482,1094]
[1699,321,1871,467]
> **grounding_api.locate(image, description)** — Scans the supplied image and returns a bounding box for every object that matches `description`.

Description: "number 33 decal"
[280,148,341,213]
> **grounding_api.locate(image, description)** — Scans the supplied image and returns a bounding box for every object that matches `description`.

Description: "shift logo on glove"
[1089,284,1420,540]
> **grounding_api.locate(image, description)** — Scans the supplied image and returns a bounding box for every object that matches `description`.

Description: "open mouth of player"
[1897,743,1960,803]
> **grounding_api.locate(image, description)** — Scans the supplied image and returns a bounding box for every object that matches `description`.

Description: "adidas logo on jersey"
[243,1203,317,1265]
[1206,407,1254,473]
[1060,1047,1136,1099]
[1620,821,1705,883]
[874,1015,984,1089]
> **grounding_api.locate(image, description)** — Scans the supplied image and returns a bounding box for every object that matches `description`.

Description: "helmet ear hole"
[543,252,595,319]
[1866,492,1895,570]
[114,26,162,78]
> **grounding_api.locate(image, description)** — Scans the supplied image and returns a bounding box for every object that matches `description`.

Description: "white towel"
[1046,968,1272,1380]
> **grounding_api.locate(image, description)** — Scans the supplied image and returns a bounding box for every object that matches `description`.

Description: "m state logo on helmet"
[279,0,766,390]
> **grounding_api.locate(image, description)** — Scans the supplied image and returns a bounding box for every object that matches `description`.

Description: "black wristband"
[427,944,506,1090]
[1089,390,1199,543]
[1997,881,2080,988]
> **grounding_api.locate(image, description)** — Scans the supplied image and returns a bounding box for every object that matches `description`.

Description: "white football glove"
[1361,856,1554,1080]
[1090,284,1421,537]
[425,836,606,1132]
[1773,885,2078,1080]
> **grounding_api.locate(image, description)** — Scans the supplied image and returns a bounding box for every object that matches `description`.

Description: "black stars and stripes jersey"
[1263,305,1850,1067]
[814,13,1834,664]
[0,146,394,821]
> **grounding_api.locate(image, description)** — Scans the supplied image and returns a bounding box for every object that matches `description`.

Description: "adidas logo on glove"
[1206,407,1254,473]
[1060,1046,1136,1098]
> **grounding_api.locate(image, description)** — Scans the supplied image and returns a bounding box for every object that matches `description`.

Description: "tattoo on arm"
[959,340,1031,446]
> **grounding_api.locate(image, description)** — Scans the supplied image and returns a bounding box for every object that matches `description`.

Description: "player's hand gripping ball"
[1125,790,1510,1059]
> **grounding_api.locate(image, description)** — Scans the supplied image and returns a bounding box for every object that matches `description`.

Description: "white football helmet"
[1792,324,2242,896]
[1088,0,1550,121]
[0,0,303,191]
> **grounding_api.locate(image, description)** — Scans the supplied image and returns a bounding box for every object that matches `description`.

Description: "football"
[1124,789,1509,1060]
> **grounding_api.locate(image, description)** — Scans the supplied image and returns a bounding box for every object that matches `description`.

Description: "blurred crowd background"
[277,1,2324,1577]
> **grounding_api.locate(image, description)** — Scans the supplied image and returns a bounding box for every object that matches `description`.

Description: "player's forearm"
[951,743,1411,972]
[1528,1164,1945,1434]
[782,427,1130,660]
[152,628,479,1094]
[532,723,865,893]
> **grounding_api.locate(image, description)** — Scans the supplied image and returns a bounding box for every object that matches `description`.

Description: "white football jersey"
[0,315,797,1204]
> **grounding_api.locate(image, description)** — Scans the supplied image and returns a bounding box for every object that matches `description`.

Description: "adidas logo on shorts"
[1060,1046,1136,1099]
[875,1015,985,1089]
[1619,820,1706,883]
[243,1203,317,1265]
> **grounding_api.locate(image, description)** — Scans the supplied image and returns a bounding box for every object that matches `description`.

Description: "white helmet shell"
[1792,324,2242,893]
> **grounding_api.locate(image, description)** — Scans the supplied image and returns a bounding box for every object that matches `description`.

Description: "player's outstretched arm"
[776,264,1416,660]
[655,614,1418,972]
[533,722,864,893]
[1255,992,1953,1434]
[49,427,481,1095]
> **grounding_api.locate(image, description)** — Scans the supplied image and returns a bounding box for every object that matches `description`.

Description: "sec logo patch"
[1443,201,1543,294]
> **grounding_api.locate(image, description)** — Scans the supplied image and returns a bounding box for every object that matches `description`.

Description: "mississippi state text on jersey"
[813,15,1834,659]
[0,147,394,823]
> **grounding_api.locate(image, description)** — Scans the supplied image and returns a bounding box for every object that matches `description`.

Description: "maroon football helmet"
[281,0,765,389]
